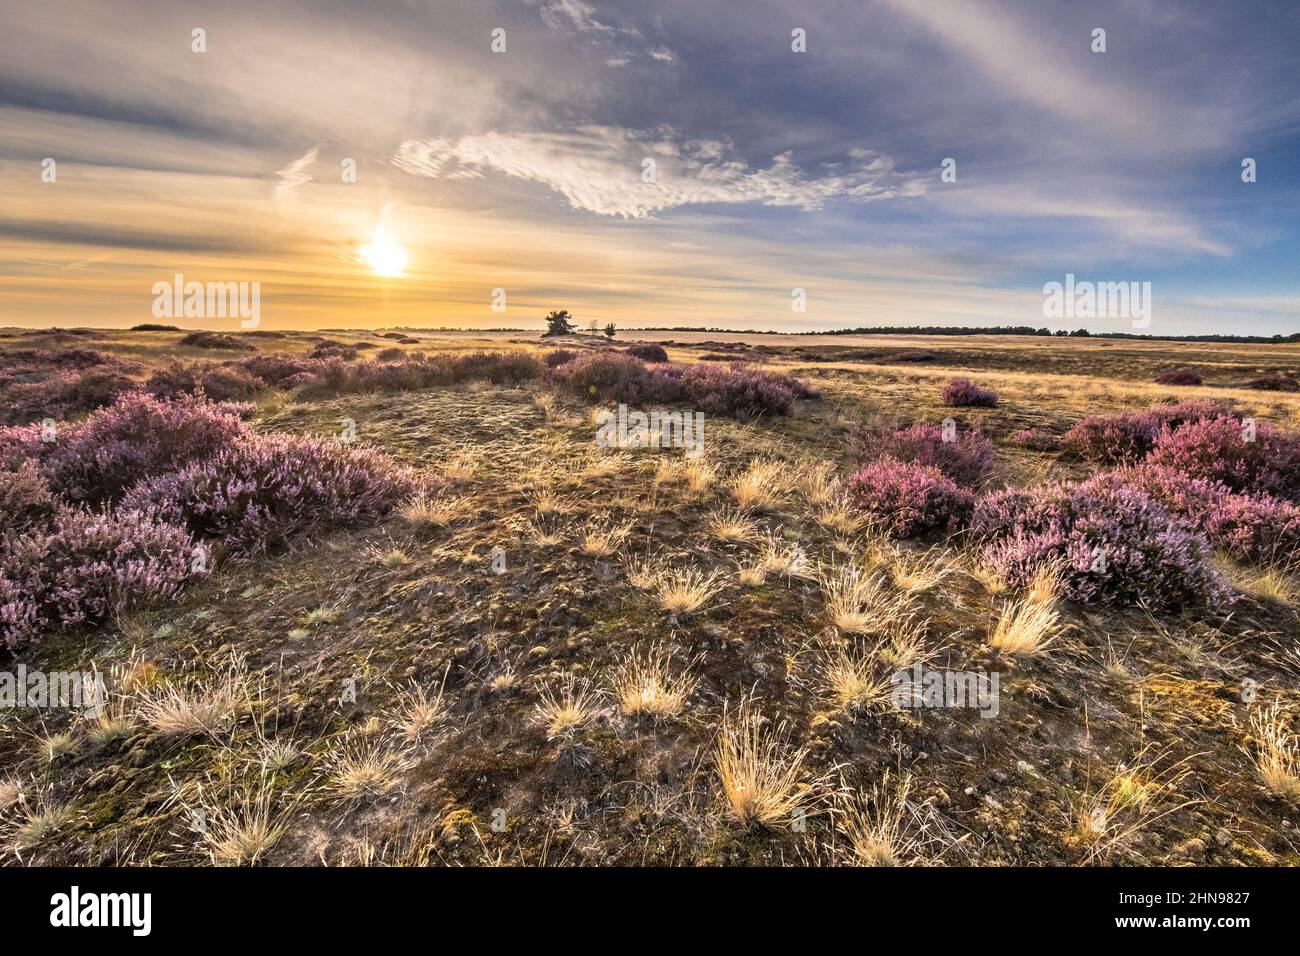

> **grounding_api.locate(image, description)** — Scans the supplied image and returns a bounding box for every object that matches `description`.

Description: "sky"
[1,0,1298,335]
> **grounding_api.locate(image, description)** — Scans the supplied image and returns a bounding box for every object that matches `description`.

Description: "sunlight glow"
[360,228,408,278]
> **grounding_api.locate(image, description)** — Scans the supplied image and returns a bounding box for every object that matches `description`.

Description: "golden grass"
[532,675,602,740]
[10,796,76,853]
[715,696,814,828]
[612,644,698,721]
[729,458,790,511]
[988,597,1059,655]
[579,518,635,557]
[518,513,566,547]
[400,492,470,529]
[889,550,951,593]
[1073,750,1196,864]
[813,497,865,535]
[387,679,449,744]
[836,771,921,866]
[324,736,411,800]
[136,667,247,738]
[680,458,719,498]
[758,533,813,579]
[818,638,894,714]
[190,774,290,866]
[1026,561,1064,604]
[1222,559,1297,605]
[1246,701,1300,801]
[706,506,761,543]
[442,450,479,483]
[817,561,907,634]
[38,731,76,763]
[795,460,840,506]
[652,566,725,616]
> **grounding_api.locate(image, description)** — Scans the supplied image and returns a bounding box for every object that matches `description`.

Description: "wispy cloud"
[274,146,319,199]
[393,128,925,217]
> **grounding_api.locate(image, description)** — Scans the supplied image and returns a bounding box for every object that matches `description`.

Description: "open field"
[2,326,1299,866]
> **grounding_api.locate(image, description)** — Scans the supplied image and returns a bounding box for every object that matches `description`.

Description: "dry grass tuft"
[443,450,479,483]
[817,561,908,634]
[136,664,248,738]
[706,506,761,544]
[680,458,719,498]
[9,795,76,853]
[387,678,449,744]
[836,772,926,866]
[729,458,790,511]
[818,638,894,714]
[612,644,699,721]
[1026,561,1064,604]
[518,513,566,547]
[652,566,725,616]
[715,696,815,828]
[795,460,840,506]
[324,736,411,800]
[1073,750,1196,863]
[813,497,865,535]
[1245,701,1300,801]
[532,675,603,740]
[580,518,635,557]
[889,551,951,593]
[988,597,1059,655]
[400,492,470,530]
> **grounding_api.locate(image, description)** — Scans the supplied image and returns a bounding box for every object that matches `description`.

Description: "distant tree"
[587,318,600,336]
[543,309,575,337]
[603,322,616,339]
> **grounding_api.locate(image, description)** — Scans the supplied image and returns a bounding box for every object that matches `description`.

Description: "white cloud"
[393,127,925,218]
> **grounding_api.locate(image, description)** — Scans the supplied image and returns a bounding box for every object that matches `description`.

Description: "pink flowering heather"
[846,457,974,538]
[676,362,810,417]
[2,367,139,425]
[972,476,1232,609]
[625,343,669,363]
[1059,399,1235,464]
[853,422,995,487]
[0,507,198,647]
[41,391,253,504]
[145,361,266,403]
[0,461,57,536]
[1145,414,1300,501]
[940,378,998,408]
[555,352,683,405]
[121,433,417,553]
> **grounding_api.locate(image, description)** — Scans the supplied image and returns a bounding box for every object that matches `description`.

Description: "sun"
[360,227,408,278]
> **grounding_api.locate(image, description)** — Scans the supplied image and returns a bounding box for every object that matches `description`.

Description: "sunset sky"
[2,0,1298,334]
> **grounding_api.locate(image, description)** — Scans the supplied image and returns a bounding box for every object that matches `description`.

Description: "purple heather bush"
[1145,414,1300,501]
[1243,373,1299,392]
[854,422,995,487]
[941,378,998,408]
[145,361,265,403]
[122,433,417,553]
[40,391,254,504]
[554,352,682,405]
[676,362,810,418]
[376,347,406,362]
[1059,399,1235,465]
[1108,464,1300,563]
[2,367,140,425]
[0,507,198,647]
[1153,369,1202,386]
[0,461,58,536]
[625,343,669,363]
[227,354,320,386]
[543,349,578,369]
[845,457,973,538]
[972,476,1232,609]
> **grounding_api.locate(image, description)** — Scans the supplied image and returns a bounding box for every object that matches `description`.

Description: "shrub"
[227,354,318,386]
[121,434,417,553]
[845,458,973,538]
[0,508,197,647]
[893,350,937,363]
[941,378,998,408]
[972,477,1232,609]
[2,368,139,425]
[676,363,807,418]
[853,422,995,486]
[1059,400,1234,464]
[1145,415,1300,501]
[543,349,577,369]
[179,331,255,351]
[130,323,181,332]
[1008,428,1060,452]
[377,348,405,362]
[1243,373,1299,392]
[1153,369,1202,386]
[41,392,253,504]
[0,461,57,536]
[448,351,543,384]
[626,343,669,363]
[145,362,265,403]
[1113,464,1300,563]
[554,352,681,405]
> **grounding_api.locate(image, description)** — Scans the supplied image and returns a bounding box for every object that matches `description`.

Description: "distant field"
[2,326,1299,866]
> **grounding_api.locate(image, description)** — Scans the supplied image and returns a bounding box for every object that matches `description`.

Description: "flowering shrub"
[543,349,577,369]
[1008,428,1060,452]
[854,422,995,486]
[227,354,320,386]
[972,476,1231,609]
[145,361,265,403]
[2,368,139,425]
[626,343,669,363]
[1111,464,1300,562]
[941,378,998,408]
[0,461,57,536]
[1059,400,1234,464]
[448,351,543,384]
[377,348,405,362]
[41,391,253,503]
[121,434,417,553]
[0,508,197,647]
[1153,369,1202,386]
[554,352,682,405]
[1145,415,1300,501]
[845,458,973,538]
[676,363,807,417]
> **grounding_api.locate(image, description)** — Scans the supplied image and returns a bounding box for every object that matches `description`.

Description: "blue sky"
[1,0,1298,333]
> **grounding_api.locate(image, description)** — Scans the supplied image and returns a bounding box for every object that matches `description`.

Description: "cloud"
[393,127,925,217]
[274,146,319,198]
[533,0,676,65]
